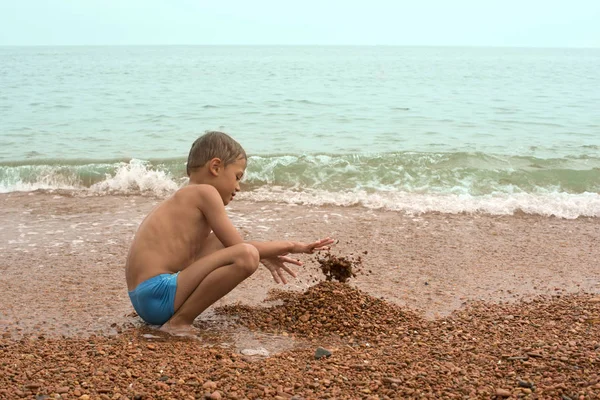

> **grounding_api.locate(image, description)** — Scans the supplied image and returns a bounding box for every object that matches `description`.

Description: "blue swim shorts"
[128,272,179,325]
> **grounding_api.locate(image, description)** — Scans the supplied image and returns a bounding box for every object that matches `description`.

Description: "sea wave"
[238,187,600,219]
[0,158,184,195]
[1,153,599,218]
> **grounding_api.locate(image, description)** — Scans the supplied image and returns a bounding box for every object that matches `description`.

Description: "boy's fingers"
[277,269,287,284]
[282,264,297,278]
[271,270,280,284]
[279,256,302,266]
[313,246,330,252]
[314,239,334,248]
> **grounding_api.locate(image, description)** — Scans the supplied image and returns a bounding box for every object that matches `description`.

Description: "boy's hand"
[291,237,335,254]
[261,255,302,284]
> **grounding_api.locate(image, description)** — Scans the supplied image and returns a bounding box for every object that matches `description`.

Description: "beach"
[1,191,599,399]
[2,45,600,399]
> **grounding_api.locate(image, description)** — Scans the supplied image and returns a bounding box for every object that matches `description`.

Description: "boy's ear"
[208,158,222,176]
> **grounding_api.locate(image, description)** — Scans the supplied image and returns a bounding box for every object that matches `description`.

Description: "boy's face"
[215,157,246,205]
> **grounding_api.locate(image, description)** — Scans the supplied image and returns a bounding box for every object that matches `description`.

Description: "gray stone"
[314,347,332,359]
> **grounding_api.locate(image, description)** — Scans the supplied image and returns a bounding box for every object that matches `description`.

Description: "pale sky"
[0,0,599,47]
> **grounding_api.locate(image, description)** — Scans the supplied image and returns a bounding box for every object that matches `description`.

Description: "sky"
[0,0,599,47]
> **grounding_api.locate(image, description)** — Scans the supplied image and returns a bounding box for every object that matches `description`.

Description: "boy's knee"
[235,243,260,275]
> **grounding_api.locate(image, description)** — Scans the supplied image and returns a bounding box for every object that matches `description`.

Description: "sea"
[1,46,599,218]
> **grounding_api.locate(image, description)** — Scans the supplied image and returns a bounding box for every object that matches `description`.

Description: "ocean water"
[1,46,599,218]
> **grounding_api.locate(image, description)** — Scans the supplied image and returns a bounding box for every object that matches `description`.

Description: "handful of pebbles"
[315,250,365,283]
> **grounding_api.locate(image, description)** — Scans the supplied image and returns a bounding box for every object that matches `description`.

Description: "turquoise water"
[1,46,599,217]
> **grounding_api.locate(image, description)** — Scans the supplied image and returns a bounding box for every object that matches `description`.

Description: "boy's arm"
[193,185,302,258]
[246,238,334,259]
[246,240,293,259]
[195,185,245,247]
[196,185,326,258]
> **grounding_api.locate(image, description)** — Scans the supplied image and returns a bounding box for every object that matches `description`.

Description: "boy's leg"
[161,243,259,332]
[194,232,225,259]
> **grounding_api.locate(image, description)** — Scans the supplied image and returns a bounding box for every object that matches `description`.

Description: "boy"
[125,131,333,335]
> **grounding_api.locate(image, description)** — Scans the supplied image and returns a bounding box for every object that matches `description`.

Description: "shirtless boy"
[125,131,334,334]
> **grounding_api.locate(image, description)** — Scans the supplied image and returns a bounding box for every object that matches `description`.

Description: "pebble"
[203,381,217,390]
[495,388,512,397]
[25,383,42,389]
[299,313,310,322]
[518,380,534,388]
[240,347,270,357]
[314,347,332,359]
[142,334,161,339]
[589,298,600,303]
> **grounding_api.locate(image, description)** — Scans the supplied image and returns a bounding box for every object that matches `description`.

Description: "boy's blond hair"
[186,131,247,176]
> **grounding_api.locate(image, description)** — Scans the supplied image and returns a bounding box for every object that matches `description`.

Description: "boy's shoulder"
[173,184,222,206]
[176,183,216,195]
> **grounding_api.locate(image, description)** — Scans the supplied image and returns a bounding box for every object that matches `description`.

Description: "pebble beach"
[1,191,599,399]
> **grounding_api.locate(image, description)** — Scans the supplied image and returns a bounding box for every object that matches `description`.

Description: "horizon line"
[0,44,598,49]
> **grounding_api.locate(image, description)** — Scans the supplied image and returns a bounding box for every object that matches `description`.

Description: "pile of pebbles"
[218,281,424,340]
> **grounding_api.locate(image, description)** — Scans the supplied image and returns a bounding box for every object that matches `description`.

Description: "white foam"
[238,187,600,219]
[0,180,80,194]
[0,164,83,193]
[1,157,598,219]
[89,159,180,196]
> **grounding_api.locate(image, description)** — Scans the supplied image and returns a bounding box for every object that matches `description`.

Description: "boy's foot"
[159,322,200,338]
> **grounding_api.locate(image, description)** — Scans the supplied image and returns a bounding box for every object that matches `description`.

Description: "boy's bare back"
[125,185,213,291]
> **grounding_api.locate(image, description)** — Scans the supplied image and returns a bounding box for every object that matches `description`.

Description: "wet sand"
[1,191,598,340]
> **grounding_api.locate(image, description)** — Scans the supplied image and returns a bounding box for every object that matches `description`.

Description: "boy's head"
[186,131,247,176]
[186,131,247,205]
